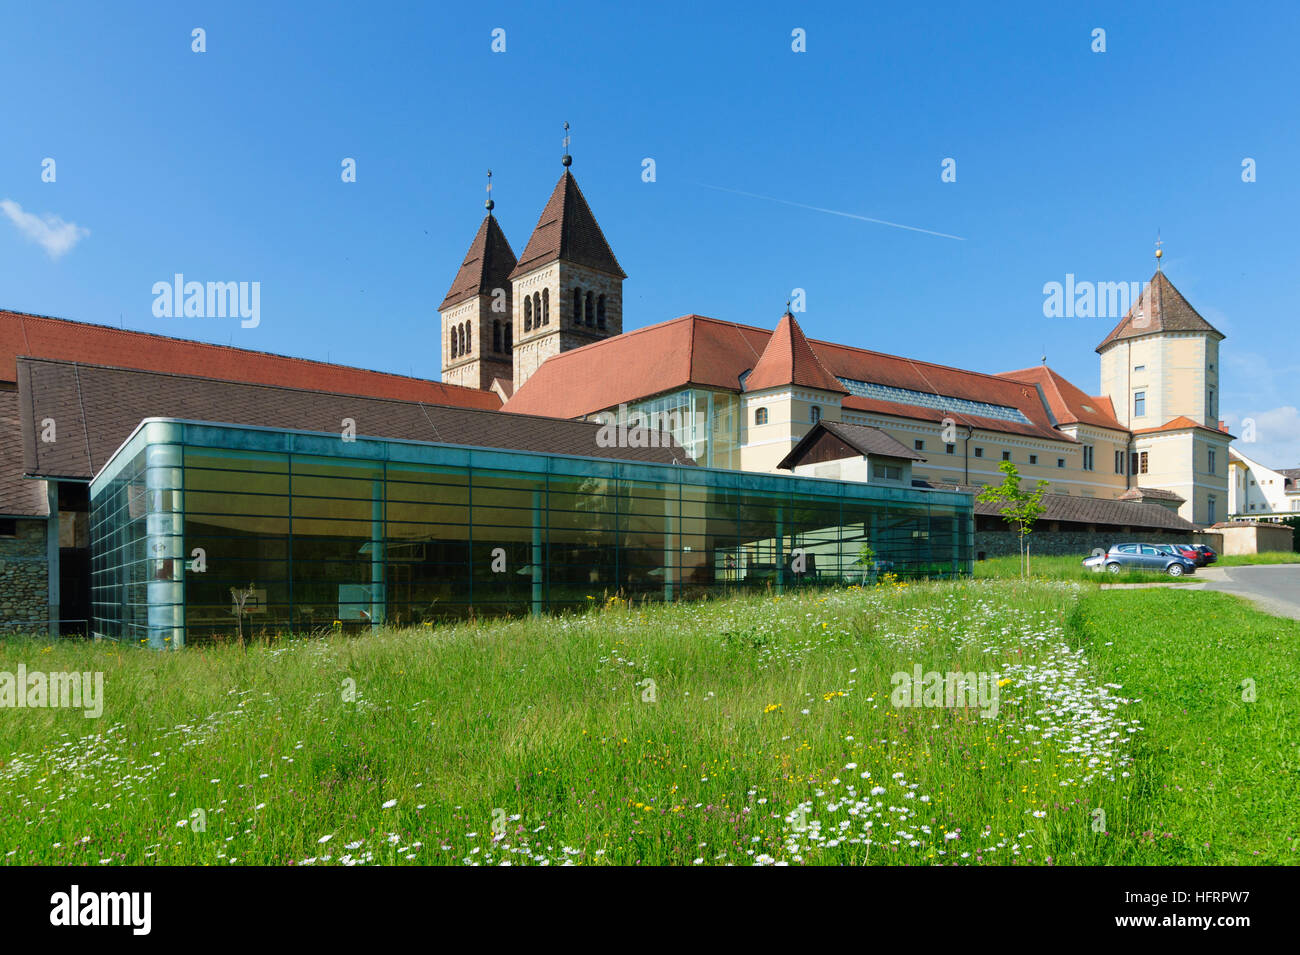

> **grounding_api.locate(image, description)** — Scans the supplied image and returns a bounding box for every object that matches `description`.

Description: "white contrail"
[693,182,965,241]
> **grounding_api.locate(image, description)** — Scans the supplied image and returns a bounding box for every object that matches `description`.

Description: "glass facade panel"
[90,420,973,647]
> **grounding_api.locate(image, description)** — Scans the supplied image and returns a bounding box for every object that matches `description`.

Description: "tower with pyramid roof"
[1096,268,1230,525]
[507,150,626,389]
[1096,270,1225,430]
[741,310,849,472]
[439,189,518,392]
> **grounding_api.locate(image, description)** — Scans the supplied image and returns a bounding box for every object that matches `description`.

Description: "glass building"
[90,419,973,648]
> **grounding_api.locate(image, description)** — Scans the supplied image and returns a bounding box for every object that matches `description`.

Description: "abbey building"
[439,158,1233,529]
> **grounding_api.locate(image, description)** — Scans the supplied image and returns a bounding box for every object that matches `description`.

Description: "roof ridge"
[16,355,620,429]
[2,308,484,392]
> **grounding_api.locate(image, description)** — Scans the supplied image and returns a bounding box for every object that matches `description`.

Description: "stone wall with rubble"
[974,528,1195,560]
[0,519,49,632]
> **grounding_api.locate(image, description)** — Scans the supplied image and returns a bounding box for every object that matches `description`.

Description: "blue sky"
[2,1,1298,463]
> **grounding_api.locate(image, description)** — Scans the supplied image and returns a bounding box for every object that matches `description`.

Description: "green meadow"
[1,578,1296,865]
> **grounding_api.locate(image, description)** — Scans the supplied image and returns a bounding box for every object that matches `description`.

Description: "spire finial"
[785,298,792,316]
[485,169,494,212]
[1155,231,1163,271]
[562,121,572,167]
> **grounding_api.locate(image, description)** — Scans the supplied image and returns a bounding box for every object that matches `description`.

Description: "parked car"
[1083,543,1197,577]
[1192,544,1218,566]
[1165,543,1203,565]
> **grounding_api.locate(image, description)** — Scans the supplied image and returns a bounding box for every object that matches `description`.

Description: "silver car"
[1085,543,1196,577]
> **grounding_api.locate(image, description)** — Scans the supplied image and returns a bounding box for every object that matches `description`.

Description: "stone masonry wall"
[974,528,1195,560]
[0,519,49,632]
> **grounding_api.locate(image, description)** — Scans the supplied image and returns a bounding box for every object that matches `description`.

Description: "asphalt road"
[1192,564,1300,620]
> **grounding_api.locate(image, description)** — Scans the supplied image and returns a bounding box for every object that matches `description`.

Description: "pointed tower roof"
[1095,271,1224,352]
[508,170,626,280]
[744,313,847,394]
[439,214,518,311]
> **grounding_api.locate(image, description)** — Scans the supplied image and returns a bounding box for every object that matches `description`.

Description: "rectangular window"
[1082,445,1094,471]
[1208,495,1217,523]
[1208,449,1216,474]
[1134,364,1146,373]
[1114,450,1125,474]
[1130,451,1149,475]
[1057,458,1065,468]
[1001,450,1011,461]
[914,439,925,451]
[974,447,984,458]
[945,443,955,455]
[871,462,902,481]
[1208,387,1216,418]
[1134,392,1146,417]
[1029,454,1038,465]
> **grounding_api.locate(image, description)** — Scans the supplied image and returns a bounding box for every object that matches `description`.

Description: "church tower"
[438,173,518,391]
[507,130,626,389]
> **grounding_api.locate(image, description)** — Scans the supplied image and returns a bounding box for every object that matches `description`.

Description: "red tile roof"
[0,309,501,409]
[998,365,1125,429]
[744,313,847,394]
[1133,415,1232,436]
[16,358,691,481]
[438,214,518,311]
[504,313,1075,443]
[508,170,626,280]
[1096,271,1224,352]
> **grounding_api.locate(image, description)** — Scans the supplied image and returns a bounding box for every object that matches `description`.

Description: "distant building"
[1228,447,1300,518]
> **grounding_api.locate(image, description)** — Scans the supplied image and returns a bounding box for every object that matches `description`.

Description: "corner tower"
[1096,259,1230,525]
[439,175,518,391]
[507,145,626,389]
[1096,269,1224,430]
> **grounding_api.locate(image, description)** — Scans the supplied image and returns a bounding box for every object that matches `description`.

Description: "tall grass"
[1,579,1294,865]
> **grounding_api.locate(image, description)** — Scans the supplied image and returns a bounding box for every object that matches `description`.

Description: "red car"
[1168,543,1214,567]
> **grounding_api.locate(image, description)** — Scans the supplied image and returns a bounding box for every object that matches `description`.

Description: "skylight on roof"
[837,378,1032,425]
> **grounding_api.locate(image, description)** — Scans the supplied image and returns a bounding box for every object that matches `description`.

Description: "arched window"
[493,321,501,353]
[465,323,471,353]
[504,324,512,350]
[458,324,466,356]
[572,287,582,325]
[585,291,594,326]
[597,294,607,329]
[450,328,458,359]
[810,405,821,424]
[755,407,769,426]
[542,288,550,325]
[524,296,532,331]
[533,292,542,327]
